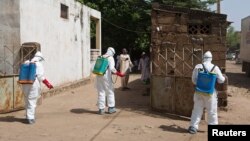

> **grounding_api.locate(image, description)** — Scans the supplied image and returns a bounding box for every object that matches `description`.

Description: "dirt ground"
[0,61,250,141]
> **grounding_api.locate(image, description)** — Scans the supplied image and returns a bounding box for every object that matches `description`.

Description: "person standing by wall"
[21,51,53,124]
[188,51,225,134]
[118,48,133,91]
[138,52,150,84]
[95,47,125,115]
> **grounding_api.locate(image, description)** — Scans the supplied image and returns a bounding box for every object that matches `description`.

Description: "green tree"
[151,0,217,10]
[78,0,151,60]
[77,0,216,60]
[226,26,240,49]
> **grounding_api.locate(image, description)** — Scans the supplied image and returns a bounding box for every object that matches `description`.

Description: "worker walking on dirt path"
[21,51,53,124]
[95,47,125,115]
[188,51,225,134]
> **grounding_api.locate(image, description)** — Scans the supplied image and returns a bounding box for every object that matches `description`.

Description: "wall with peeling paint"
[0,0,101,86]
[0,0,20,75]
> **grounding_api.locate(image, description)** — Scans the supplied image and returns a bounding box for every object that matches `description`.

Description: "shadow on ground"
[0,116,27,124]
[159,124,188,133]
[70,108,97,114]
[159,124,206,133]
[226,72,250,90]
[114,74,189,121]
[225,61,250,90]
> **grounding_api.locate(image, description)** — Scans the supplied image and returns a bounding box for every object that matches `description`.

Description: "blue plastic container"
[92,56,109,75]
[18,63,36,84]
[195,72,217,96]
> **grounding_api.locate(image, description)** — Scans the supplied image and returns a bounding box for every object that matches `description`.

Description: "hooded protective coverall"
[189,51,225,131]
[95,47,124,112]
[22,51,53,122]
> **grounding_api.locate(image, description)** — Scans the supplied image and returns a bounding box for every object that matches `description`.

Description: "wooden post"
[217,0,221,14]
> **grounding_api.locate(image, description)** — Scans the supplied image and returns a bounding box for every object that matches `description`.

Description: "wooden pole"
[217,0,221,14]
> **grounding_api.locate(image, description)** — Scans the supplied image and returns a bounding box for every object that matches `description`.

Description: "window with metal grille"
[188,24,211,35]
[20,42,41,63]
[60,4,68,19]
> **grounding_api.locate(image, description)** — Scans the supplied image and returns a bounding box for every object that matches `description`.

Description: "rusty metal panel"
[13,76,25,110]
[0,76,14,113]
[0,76,25,113]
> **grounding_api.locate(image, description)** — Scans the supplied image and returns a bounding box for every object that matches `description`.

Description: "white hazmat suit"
[22,51,53,124]
[189,51,225,134]
[95,47,124,114]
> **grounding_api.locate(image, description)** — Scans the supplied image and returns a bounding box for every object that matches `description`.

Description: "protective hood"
[203,51,212,62]
[106,47,115,56]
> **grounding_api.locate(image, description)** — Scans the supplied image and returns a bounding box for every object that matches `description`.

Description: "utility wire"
[102,17,151,34]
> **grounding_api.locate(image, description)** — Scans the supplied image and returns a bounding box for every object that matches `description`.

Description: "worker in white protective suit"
[21,51,53,124]
[95,47,125,115]
[188,51,225,134]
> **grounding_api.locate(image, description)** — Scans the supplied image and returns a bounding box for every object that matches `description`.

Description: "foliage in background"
[152,0,216,10]
[226,26,240,49]
[77,0,216,60]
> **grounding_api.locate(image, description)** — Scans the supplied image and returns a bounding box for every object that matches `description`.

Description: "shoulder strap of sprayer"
[202,64,216,73]
[100,55,110,58]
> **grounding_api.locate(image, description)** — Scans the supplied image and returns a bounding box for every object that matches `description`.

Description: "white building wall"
[19,0,101,86]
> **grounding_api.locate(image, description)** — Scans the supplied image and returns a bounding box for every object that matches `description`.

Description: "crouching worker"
[20,51,53,124]
[94,47,125,115]
[188,51,225,134]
